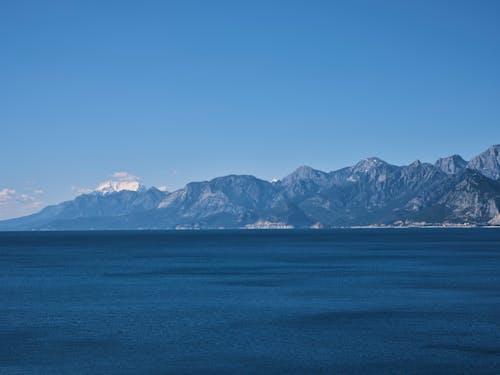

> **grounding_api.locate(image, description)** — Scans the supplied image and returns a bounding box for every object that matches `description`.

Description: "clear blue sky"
[1,0,499,219]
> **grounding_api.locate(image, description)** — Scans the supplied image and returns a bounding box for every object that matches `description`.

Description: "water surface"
[1,229,500,374]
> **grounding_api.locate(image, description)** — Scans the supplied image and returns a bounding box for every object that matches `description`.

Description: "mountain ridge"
[2,145,500,230]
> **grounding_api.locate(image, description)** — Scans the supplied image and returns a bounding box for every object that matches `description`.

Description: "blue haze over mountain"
[1,145,500,230]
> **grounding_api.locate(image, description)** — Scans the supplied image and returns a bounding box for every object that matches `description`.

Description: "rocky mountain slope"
[1,145,499,230]
[468,145,500,180]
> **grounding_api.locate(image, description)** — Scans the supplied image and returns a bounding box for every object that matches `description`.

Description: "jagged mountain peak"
[351,157,388,173]
[210,174,262,184]
[280,166,331,198]
[404,160,439,171]
[283,165,327,180]
[468,144,500,180]
[295,165,317,173]
[435,154,467,175]
[488,144,500,152]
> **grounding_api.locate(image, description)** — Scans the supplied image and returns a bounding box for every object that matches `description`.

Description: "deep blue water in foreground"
[1,229,500,374]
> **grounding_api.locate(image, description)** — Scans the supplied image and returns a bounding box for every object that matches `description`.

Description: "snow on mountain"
[95,180,145,194]
[93,171,147,194]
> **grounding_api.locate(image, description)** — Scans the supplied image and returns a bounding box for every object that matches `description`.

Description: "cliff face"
[468,145,500,180]
[435,155,467,175]
[436,171,500,223]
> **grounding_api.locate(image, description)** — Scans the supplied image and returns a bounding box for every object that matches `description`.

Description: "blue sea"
[1,229,500,374]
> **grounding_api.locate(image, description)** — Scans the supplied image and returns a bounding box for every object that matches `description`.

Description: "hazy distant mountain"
[1,145,500,230]
[0,188,168,230]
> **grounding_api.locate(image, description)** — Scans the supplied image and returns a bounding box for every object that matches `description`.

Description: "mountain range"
[2,145,500,230]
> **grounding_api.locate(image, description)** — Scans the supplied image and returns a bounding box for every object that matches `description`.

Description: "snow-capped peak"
[94,172,145,194]
[95,180,145,194]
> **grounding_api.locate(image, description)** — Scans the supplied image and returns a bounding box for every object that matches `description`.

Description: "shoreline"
[1,225,500,232]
